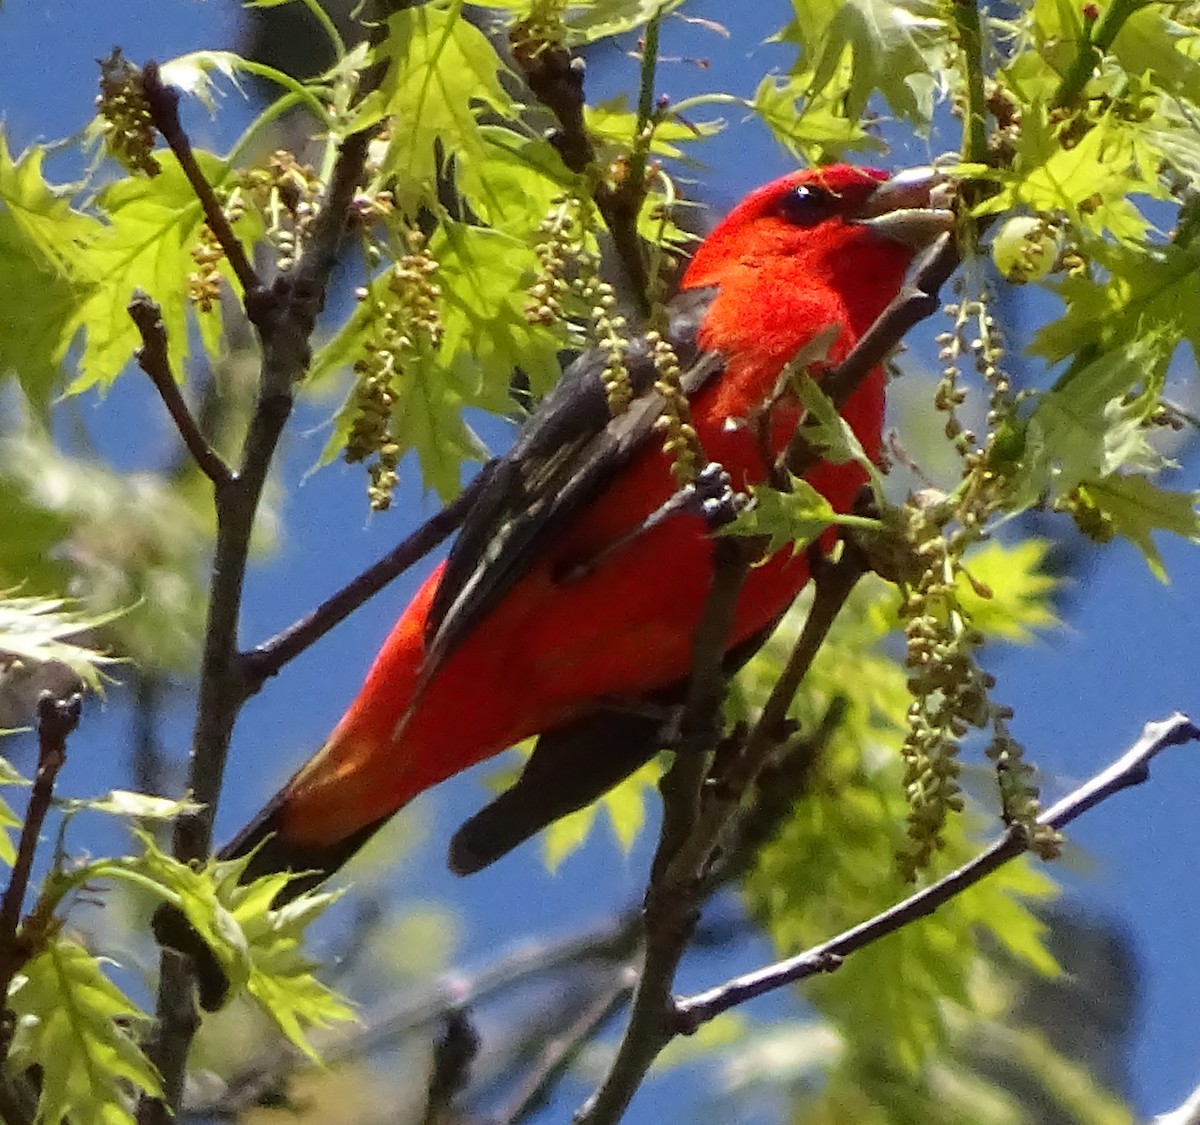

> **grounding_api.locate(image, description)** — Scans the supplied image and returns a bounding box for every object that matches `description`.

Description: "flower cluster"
[648,330,702,487]
[231,150,323,271]
[896,287,1059,876]
[527,193,634,415]
[344,230,444,511]
[96,49,160,178]
[188,225,224,312]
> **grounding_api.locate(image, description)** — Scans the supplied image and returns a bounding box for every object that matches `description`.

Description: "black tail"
[218,791,392,903]
[448,618,782,874]
[448,706,666,875]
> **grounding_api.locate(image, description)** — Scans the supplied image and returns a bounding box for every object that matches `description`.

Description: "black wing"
[421,286,721,678]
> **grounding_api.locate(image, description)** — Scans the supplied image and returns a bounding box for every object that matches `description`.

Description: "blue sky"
[3,0,1200,1120]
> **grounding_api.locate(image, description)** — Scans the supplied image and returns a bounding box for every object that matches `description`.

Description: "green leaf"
[218,859,357,1056]
[0,132,101,404]
[794,371,884,489]
[68,151,231,391]
[1033,239,1200,370]
[562,0,687,45]
[365,4,515,206]
[58,790,203,821]
[720,477,852,556]
[954,540,1058,644]
[1110,6,1200,105]
[543,801,601,872]
[975,104,1165,240]
[1083,474,1200,582]
[1019,334,1173,501]
[0,594,122,694]
[127,835,254,1001]
[751,74,880,162]
[6,937,163,1125]
[775,0,952,126]
[600,759,658,853]
[537,759,660,869]
[97,836,354,1052]
[587,96,723,162]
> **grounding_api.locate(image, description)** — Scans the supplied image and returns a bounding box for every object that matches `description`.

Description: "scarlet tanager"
[224,165,954,896]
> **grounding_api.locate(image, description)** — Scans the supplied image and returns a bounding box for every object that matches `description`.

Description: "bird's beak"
[855,167,957,250]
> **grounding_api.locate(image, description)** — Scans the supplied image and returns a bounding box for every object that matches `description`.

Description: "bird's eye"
[776,184,835,227]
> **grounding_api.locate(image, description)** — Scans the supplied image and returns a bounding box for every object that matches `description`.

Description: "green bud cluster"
[187,225,224,312]
[896,283,1057,874]
[223,151,322,272]
[344,230,444,512]
[648,330,702,486]
[897,501,973,879]
[527,193,635,417]
[1056,483,1117,543]
[510,0,570,55]
[96,49,160,178]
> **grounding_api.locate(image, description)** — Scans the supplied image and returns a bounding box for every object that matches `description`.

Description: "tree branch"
[127,292,233,487]
[673,712,1200,1032]
[240,474,484,687]
[0,692,81,1056]
[573,539,749,1125]
[510,24,651,308]
[422,1009,480,1125]
[140,62,262,298]
[493,969,635,1125]
[140,53,383,1125]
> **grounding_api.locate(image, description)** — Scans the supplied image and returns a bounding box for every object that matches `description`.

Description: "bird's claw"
[689,462,749,530]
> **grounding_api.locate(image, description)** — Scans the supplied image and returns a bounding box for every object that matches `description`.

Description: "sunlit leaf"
[6,938,163,1125]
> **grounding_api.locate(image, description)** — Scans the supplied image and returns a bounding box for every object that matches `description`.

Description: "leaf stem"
[1051,0,1148,110]
[951,0,989,167]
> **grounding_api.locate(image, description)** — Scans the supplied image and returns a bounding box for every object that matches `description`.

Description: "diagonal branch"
[141,62,261,299]
[673,712,1200,1032]
[783,231,959,478]
[240,474,485,688]
[127,292,234,488]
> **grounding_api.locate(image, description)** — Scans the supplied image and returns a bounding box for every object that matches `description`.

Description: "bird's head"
[682,166,955,355]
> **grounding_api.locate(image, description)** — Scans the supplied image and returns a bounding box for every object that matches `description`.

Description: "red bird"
[225,166,954,895]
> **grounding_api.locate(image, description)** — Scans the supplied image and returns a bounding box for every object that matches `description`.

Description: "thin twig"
[665,544,867,890]
[950,0,989,167]
[241,474,484,687]
[511,25,651,307]
[673,712,1200,1031]
[1051,0,1145,110]
[0,693,82,1063]
[783,232,959,478]
[493,969,636,1125]
[127,292,234,488]
[140,63,261,298]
